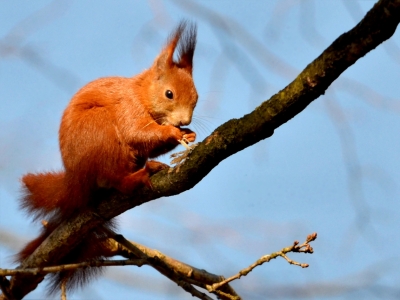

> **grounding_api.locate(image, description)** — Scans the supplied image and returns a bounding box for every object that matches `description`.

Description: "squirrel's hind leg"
[115,161,168,193]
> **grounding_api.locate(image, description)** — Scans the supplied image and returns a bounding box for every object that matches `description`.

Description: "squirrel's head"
[148,21,198,127]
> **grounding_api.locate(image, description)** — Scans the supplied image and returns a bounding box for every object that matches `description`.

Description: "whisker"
[193,115,222,122]
[191,117,215,137]
[192,119,208,134]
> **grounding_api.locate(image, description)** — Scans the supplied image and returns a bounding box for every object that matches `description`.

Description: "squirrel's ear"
[176,21,197,74]
[154,20,197,74]
[154,25,181,71]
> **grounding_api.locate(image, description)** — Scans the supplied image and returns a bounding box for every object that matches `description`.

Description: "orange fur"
[17,20,197,293]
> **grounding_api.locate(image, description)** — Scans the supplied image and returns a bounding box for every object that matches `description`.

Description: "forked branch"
[208,233,317,294]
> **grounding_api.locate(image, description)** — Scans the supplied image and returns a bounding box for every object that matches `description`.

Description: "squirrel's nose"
[179,118,191,126]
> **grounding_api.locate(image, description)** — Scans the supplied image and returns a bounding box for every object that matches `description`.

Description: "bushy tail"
[21,172,66,220]
[18,172,116,294]
[17,171,66,264]
[47,221,117,294]
[16,220,117,295]
[16,224,55,262]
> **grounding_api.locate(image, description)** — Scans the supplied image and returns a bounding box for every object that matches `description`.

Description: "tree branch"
[4,0,400,298]
[106,230,240,299]
[0,259,146,277]
[207,233,317,293]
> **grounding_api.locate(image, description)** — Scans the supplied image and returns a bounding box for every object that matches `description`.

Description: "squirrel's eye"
[165,90,174,100]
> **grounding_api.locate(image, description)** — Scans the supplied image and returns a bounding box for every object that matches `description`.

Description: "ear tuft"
[175,20,197,73]
[155,20,197,74]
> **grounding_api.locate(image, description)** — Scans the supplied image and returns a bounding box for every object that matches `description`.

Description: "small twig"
[60,279,67,300]
[0,259,146,277]
[177,280,214,300]
[171,142,198,167]
[213,290,241,300]
[178,139,191,150]
[208,233,317,292]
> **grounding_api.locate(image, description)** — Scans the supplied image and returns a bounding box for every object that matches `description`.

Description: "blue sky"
[1,1,400,299]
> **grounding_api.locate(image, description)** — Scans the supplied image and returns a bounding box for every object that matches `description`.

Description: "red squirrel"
[17,21,197,293]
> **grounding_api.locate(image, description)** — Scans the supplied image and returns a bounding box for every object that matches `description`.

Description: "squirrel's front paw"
[179,128,196,143]
[182,132,196,143]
